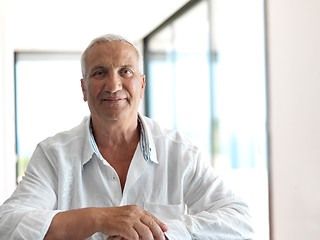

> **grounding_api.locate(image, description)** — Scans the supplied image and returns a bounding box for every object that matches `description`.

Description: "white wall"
[0,15,16,204]
[266,0,320,239]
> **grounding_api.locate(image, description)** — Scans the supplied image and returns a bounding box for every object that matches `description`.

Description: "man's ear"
[140,75,146,99]
[81,79,87,102]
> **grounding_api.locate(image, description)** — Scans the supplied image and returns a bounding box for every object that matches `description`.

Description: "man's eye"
[120,69,133,77]
[93,71,104,77]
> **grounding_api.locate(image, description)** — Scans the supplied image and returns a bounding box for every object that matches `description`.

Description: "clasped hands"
[101,205,168,240]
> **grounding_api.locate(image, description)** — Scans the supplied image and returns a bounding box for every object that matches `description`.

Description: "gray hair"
[81,33,144,79]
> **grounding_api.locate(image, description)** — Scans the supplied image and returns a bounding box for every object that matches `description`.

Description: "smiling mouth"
[103,98,125,102]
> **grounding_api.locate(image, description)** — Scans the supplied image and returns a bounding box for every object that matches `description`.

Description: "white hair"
[81,33,144,79]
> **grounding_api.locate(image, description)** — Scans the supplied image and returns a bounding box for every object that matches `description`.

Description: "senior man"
[0,34,254,240]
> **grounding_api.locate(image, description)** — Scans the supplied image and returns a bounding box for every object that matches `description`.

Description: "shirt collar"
[83,114,158,167]
[137,113,158,164]
[81,116,96,167]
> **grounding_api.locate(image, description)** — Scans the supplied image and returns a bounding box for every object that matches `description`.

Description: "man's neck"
[91,115,140,150]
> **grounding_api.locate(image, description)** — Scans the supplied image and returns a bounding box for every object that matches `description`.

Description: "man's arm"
[45,205,168,240]
[0,144,61,239]
[0,143,167,240]
[155,151,254,240]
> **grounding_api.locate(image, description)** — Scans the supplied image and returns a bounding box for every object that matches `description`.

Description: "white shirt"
[0,115,254,239]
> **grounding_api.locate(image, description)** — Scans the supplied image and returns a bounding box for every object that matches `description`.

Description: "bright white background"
[1,0,320,239]
[15,54,88,160]
[0,0,189,204]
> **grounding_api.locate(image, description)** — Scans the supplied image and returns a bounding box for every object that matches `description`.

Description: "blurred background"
[1,0,320,239]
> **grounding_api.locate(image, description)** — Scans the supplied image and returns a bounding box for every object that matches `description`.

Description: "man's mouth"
[103,98,125,102]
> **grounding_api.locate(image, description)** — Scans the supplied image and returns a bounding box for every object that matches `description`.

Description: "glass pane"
[145,0,268,239]
[147,1,212,162]
[15,53,89,181]
[210,0,269,239]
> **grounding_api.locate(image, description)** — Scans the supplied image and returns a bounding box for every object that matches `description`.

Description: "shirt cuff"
[16,210,62,239]
[163,219,192,240]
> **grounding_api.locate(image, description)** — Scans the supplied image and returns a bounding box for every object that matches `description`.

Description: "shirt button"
[112,176,116,181]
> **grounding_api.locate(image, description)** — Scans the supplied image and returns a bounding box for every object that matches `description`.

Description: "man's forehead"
[86,41,138,61]
[84,42,139,71]
[92,41,136,53]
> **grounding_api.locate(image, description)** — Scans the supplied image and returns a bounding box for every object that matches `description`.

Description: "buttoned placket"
[88,115,153,206]
[94,145,148,207]
[98,157,123,205]
[120,145,148,206]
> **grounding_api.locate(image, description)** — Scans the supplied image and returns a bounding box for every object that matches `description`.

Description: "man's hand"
[99,205,168,240]
[45,205,168,240]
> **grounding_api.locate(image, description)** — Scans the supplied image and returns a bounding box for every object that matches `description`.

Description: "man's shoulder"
[141,115,196,150]
[40,116,90,148]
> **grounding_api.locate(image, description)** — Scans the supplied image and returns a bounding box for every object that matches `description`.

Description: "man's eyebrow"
[89,65,135,74]
[90,66,108,72]
[120,64,134,69]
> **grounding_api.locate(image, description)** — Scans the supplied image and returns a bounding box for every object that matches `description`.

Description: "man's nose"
[104,72,122,93]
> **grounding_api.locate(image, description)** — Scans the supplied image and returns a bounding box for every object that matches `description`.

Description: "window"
[144,0,269,239]
[15,52,89,182]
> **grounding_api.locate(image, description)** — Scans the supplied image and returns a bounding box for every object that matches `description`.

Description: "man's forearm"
[44,208,100,240]
[44,205,168,240]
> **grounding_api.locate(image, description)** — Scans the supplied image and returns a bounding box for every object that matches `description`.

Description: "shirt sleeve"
[0,143,62,239]
[164,151,254,240]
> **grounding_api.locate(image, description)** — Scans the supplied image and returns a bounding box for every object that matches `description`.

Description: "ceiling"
[1,0,189,51]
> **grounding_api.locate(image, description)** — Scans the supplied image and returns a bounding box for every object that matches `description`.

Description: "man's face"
[81,41,145,124]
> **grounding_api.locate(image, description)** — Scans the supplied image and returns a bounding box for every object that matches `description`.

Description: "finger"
[133,221,154,240]
[143,210,169,233]
[153,218,168,233]
[105,222,139,240]
[140,215,166,240]
[107,236,125,240]
[107,237,121,240]
[118,227,139,240]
